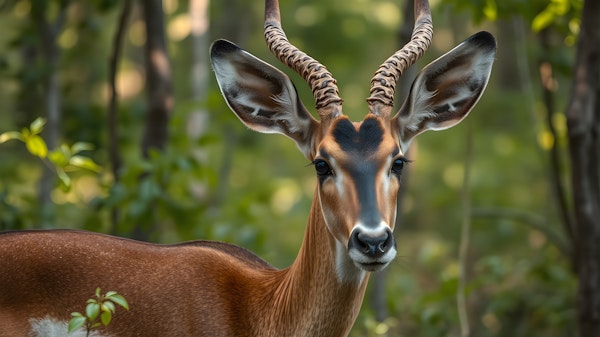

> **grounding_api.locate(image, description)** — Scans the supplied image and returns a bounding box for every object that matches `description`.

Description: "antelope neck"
[259,188,369,337]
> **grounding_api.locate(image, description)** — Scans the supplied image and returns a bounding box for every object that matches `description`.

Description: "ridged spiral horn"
[264,0,343,117]
[367,0,433,118]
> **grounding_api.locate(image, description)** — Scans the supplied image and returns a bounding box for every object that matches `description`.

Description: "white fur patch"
[335,240,366,284]
[29,317,110,337]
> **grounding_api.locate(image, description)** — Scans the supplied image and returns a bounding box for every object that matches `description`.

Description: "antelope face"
[211,0,495,279]
[314,116,401,271]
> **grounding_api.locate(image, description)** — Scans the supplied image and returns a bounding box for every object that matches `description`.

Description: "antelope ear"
[393,31,496,150]
[210,39,319,158]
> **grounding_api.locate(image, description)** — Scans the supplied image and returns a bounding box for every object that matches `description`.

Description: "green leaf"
[48,149,69,167]
[100,309,112,326]
[71,142,94,154]
[29,117,46,135]
[532,0,571,32]
[483,0,497,21]
[68,315,87,333]
[69,155,102,172]
[86,302,100,321]
[25,135,48,158]
[532,9,555,32]
[102,301,116,314]
[108,294,129,310]
[57,168,71,191]
[0,131,24,143]
[59,144,72,158]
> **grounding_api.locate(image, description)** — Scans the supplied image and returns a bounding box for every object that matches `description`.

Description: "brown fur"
[0,191,368,337]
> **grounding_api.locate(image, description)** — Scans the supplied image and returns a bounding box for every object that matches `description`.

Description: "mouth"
[348,247,396,272]
[355,260,390,272]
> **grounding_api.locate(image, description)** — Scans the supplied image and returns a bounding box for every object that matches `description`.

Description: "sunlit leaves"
[482,0,497,22]
[48,143,102,189]
[532,0,571,32]
[30,116,45,134]
[68,288,129,334]
[441,0,582,47]
[25,134,48,158]
[0,117,101,191]
[69,154,101,172]
[0,131,23,143]
[0,117,48,158]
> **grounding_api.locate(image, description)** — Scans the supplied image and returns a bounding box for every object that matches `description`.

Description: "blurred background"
[0,0,586,336]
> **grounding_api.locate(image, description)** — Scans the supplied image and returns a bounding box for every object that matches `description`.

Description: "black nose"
[349,228,394,258]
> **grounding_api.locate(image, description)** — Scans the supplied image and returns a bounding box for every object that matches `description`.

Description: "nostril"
[360,232,385,253]
[352,230,391,257]
[382,230,394,248]
[350,231,369,253]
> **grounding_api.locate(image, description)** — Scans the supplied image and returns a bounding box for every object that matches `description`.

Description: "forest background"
[0,0,595,336]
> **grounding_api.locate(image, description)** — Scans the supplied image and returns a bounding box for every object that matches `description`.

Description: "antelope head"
[211,0,496,277]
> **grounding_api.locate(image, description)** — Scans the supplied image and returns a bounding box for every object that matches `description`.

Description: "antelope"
[0,0,496,336]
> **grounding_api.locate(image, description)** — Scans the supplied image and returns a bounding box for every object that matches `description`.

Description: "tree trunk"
[134,0,173,241]
[187,0,210,148]
[190,0,210,104]
[141,0,173,157]
[565,0,600,335]
[107,0,132,234]
[30,0,67,228]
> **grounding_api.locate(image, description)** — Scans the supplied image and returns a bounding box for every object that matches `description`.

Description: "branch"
[538,38,575,258]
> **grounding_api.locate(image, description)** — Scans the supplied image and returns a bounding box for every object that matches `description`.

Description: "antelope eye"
[313,160,333,177]
[391,158,407,175]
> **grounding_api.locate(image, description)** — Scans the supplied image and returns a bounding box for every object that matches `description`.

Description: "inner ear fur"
[210,39,319,158]
[393,31,496,149]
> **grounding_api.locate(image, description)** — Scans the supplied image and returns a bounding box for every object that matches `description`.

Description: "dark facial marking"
[332,118,383,155]
[329,118,388,227]
[352,166,380,228]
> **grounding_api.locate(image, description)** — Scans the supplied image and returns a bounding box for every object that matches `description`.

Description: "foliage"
[442,0,583,28]
[68,288,129,336]
[89,115,216,239]
[0,117,100,190]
